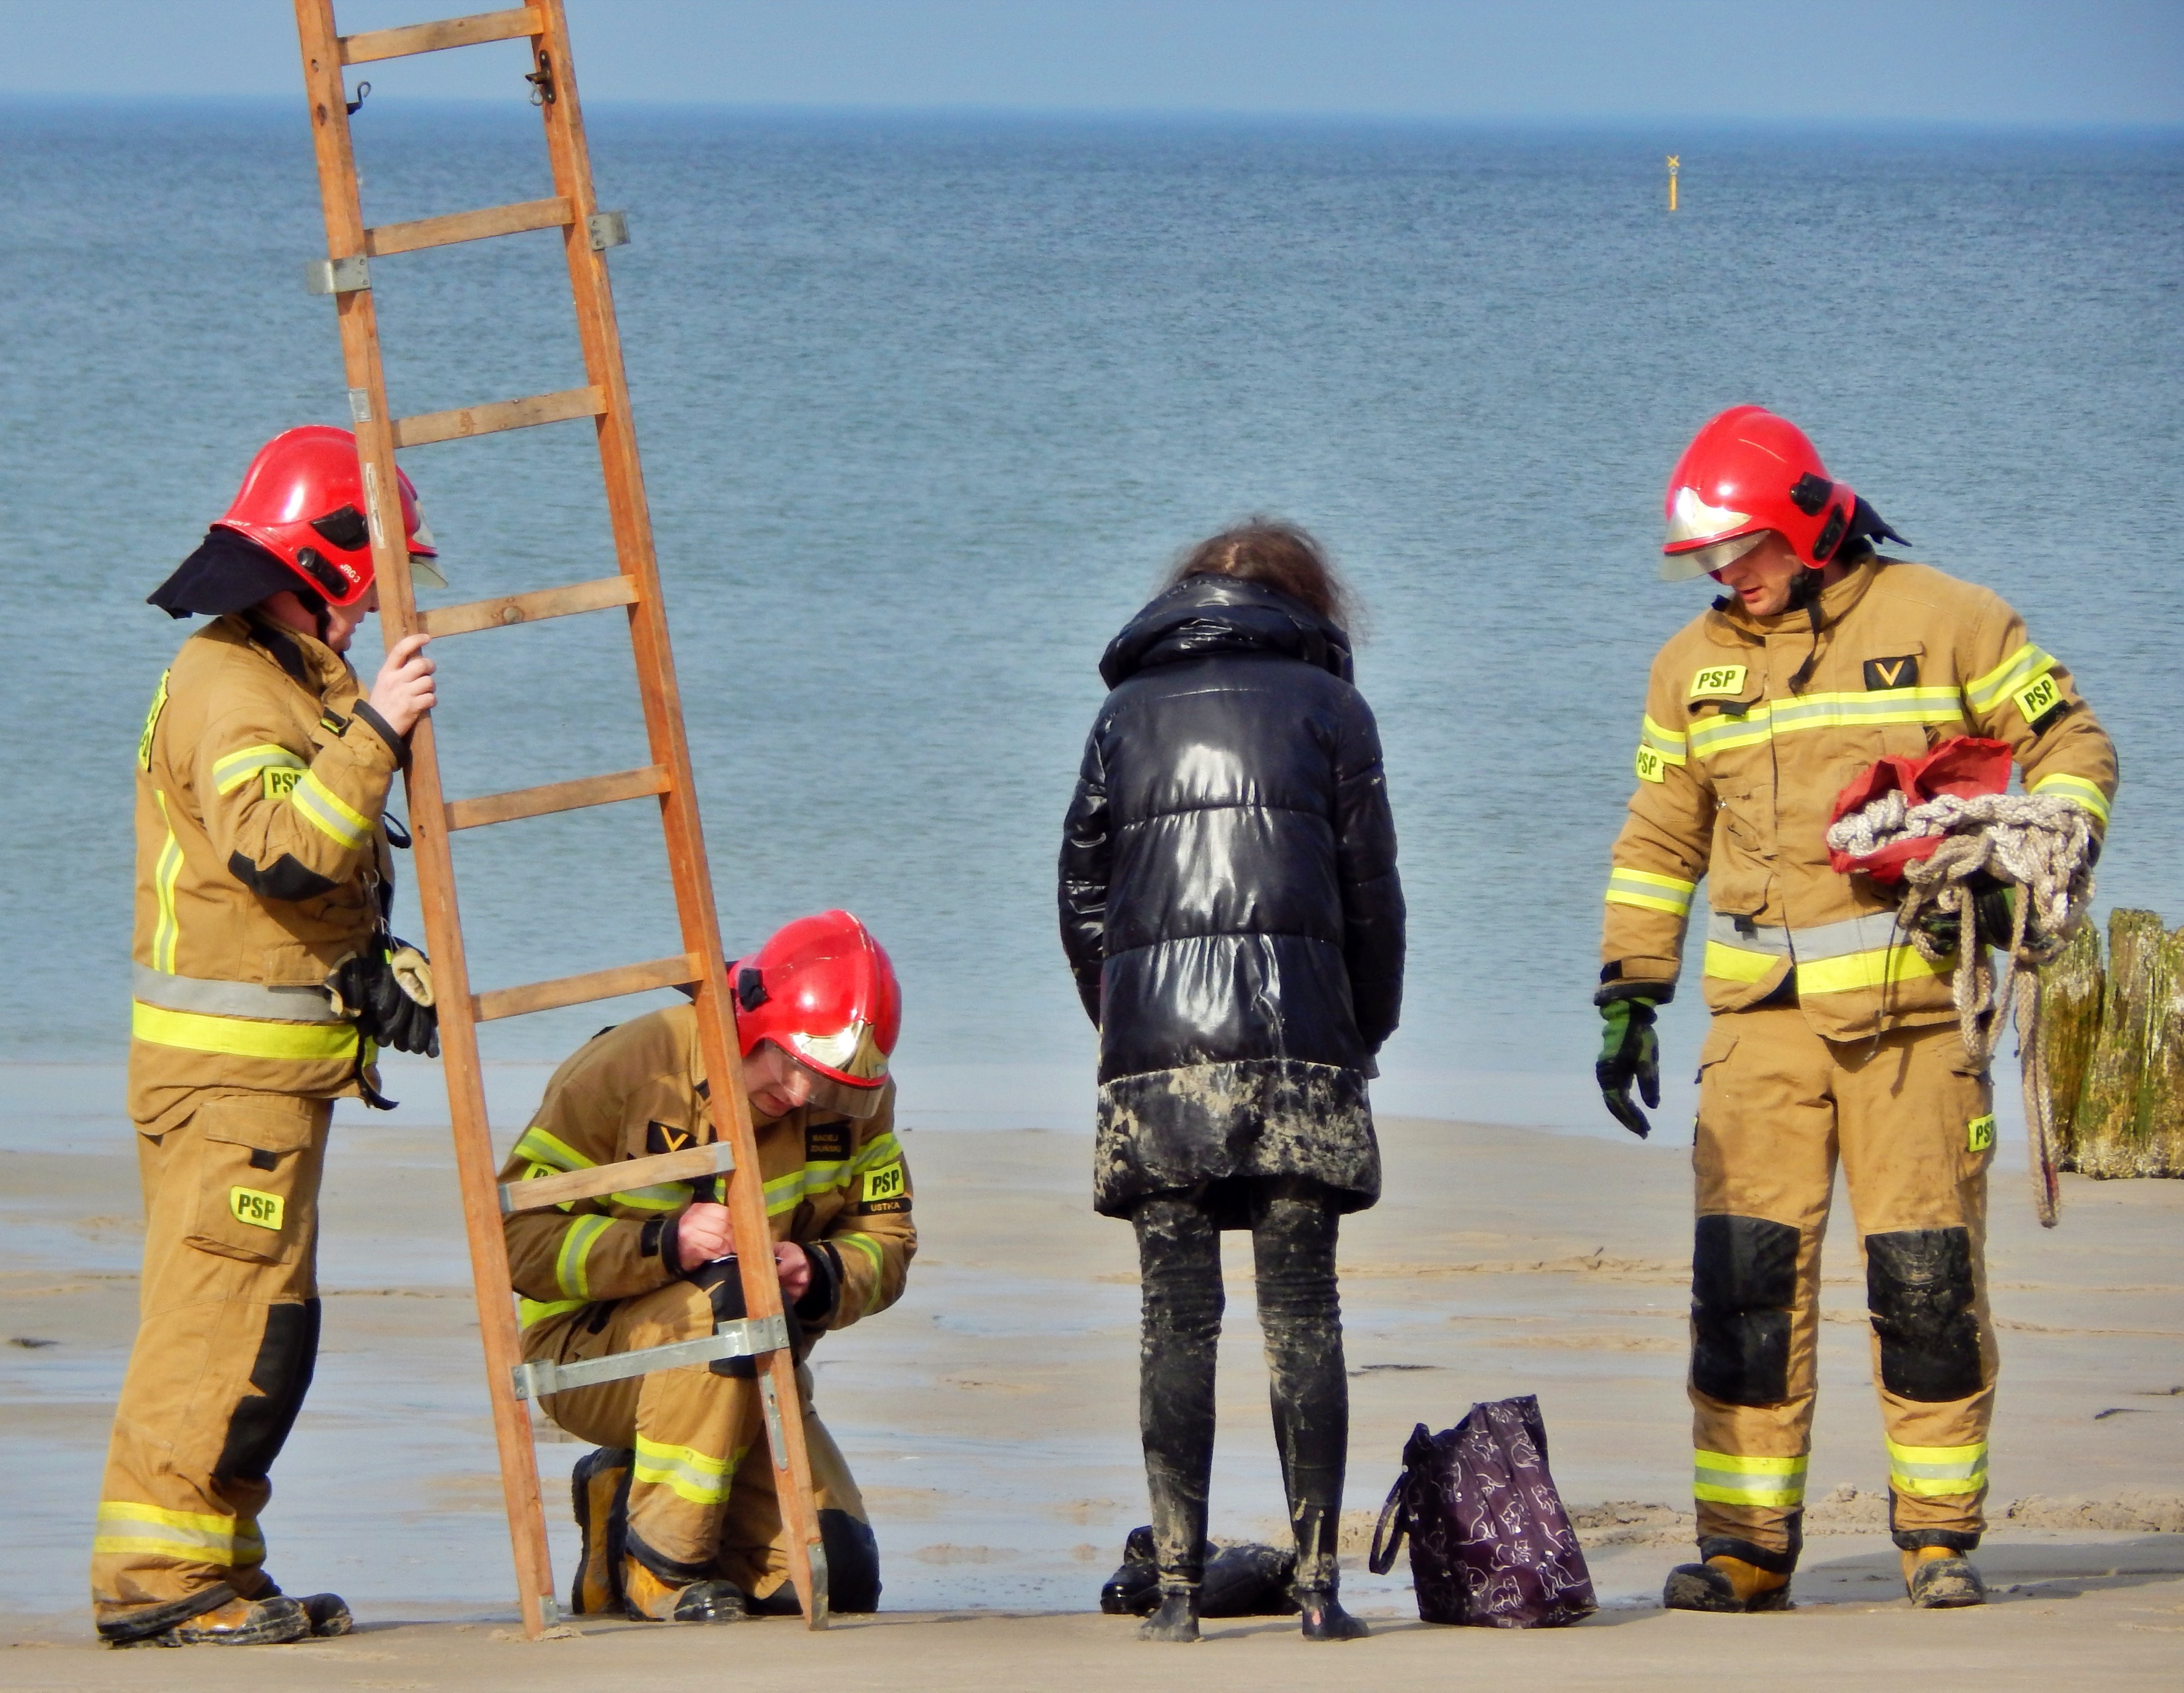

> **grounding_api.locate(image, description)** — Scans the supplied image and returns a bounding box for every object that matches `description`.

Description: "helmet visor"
[1660,530,1766,583]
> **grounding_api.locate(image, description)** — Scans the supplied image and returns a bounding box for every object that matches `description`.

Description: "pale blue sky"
[1,1,2177,123]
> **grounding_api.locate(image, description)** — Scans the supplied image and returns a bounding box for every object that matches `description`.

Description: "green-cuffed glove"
[1595,992,1661,1140]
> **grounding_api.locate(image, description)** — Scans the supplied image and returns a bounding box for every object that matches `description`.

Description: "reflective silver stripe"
[1704,911,1910,961]
[130,962,341,1023]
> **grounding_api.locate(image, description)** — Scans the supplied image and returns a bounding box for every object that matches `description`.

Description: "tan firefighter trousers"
[92,1092,333,1637]
[534,1278,866,1600]
[1689,1004,1997,1571]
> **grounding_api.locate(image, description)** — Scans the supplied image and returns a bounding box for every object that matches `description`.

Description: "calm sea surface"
[2,102,2179,1135]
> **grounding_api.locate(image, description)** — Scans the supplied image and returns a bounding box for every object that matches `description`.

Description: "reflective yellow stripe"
[632,1434,741,1506]
[131,1000,361,1061]
[511,1126,595,1174]
[1701,940,1779,984]
[1687,704,1774,756]
[2031,772,2110,828]
[1640,714,1688,765]
[555,1214,612,1300]
[211,742,306,795]
[1688,689,1965,760]
[1692,1450,1807,1508]
[1887,1438,1988,1498]
[138,670,170,770]
[151,791,183,974]
[610,1183,690,1211]
[293,770,370,850]
[93,1501,264,1567]
[1966,642,2051,712]
[1794,943,1950,997]
[850,1131,903,1173]
[518,1296,587,1329]
[837,1231,884,1318]
[1605,867,1697,917]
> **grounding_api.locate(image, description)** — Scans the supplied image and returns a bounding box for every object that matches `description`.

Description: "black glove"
[1917,878,2020,954]
[1595,992,1661,1140]
[328,936,439,1057]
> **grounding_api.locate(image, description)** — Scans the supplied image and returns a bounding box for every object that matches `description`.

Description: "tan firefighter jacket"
[131,613,404,1132]
[1602,557,2116,1042]
[500,1004,916,1350]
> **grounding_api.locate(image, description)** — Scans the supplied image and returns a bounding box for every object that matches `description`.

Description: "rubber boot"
[1663,1555,1793,1612]
[620,1556,751,1623]
[569,1447,634,1617]
[1904,1546,1986,1609]
[1289,1502,1367,1640]
[1138,1578,1200,1643]
[139,1595,312,1647]
[296,1594,353,1636]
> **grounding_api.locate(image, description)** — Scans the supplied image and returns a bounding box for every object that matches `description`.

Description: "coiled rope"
[1824,792,2098,1226]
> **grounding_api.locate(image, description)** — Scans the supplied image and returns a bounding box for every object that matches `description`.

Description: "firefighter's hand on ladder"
[369,631,436,735]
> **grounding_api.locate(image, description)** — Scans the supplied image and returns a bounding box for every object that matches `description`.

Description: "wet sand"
[3,1109,2179,1688]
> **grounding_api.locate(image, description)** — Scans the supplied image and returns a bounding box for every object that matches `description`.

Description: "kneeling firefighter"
[501,911,914,1622]
[1594,407,2116,1611]
[96,428,444,1645]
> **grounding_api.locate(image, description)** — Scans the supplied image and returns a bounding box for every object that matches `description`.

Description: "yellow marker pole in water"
[1667,154,1680,211]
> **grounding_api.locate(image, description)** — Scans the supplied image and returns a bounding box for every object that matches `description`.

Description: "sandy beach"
[4,1107,2179,1689]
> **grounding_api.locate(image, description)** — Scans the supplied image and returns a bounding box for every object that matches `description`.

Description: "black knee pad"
[1690,1215,1798,1406]
[214,1299,321,1483]
[821,1509,881,1613]
[1864,1228,1983,1402]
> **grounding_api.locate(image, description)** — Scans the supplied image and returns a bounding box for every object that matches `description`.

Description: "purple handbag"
[1368,1395,1597,1627]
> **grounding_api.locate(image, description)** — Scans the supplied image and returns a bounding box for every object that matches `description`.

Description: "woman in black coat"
[1058,522,1403,1642]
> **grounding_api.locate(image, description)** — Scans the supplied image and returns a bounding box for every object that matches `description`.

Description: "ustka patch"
[644,1119,701,1156]
[1863,654,1921,690]
[805,1121,851,1164]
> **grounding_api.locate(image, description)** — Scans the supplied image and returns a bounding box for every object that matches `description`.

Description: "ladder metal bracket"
[759,1370,788,1467]
[305,255,371,296]
[511,1312,790,1400]
[347,386,372,423]
[587,211,628,252]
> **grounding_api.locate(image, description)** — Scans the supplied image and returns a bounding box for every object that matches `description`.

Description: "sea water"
[1,101,2178,1132]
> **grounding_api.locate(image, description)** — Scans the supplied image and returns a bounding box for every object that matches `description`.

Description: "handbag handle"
[1367,1469,1410,1575]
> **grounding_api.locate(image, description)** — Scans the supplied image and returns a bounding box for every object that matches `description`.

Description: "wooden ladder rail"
[291,1,830,1638]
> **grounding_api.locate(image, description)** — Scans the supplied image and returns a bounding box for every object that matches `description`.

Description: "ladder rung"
[365,197,573,258]
[447,765,671,832]
[500,1142,735,1216]
[392,386,605,450]
[473,954,700,1023]
[419,576,639,639]
[512,1315,789,1400]
[340,8,540,64]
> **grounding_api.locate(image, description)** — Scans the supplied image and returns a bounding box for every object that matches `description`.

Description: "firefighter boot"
[137,1595,313,1648]
[569,1447,633,1617]
[620,1555,751,1624]
[1904,1545,1986,1609]
[1663,1555,1792,1613]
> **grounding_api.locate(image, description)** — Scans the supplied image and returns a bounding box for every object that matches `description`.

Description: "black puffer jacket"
[1059,576,1404,1219]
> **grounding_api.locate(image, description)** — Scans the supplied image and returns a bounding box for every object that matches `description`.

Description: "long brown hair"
[1166,519,1355,630]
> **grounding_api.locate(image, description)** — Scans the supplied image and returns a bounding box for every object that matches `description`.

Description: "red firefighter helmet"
[1660,406,1859,582]
[730,911,901,1118]
[213,425,441,607]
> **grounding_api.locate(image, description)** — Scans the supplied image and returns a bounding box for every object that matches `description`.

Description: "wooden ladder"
[289,2,829,1636]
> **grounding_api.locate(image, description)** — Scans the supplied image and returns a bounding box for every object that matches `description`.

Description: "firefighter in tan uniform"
[1594,407,2116,1613]
[500,911,914,1622]
[96,428,444,1647]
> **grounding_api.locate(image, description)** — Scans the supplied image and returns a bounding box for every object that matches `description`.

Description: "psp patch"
[1967,1113,1996,1153]
[1863,655,1920,690]
[2013,670,2063,725]
[860,1161,908,1210]
[1688,664,1748,701]
[1634,743,1669,784]
[229,1185,285,1231]
[262,766,304,801]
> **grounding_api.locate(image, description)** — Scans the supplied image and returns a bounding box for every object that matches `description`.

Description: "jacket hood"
[1099,575,1354,689]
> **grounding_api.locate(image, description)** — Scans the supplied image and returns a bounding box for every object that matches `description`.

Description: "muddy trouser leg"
[1248,1178,1347,1592]
[91,1093,330,1641]
[1689,1007,1838,1575]
[1133,1194,1224,1592]
[1834,1022,1997,1552]
[533,1281,762,1587]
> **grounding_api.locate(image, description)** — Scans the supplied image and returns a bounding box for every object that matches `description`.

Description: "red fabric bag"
[1826,736,2013,883]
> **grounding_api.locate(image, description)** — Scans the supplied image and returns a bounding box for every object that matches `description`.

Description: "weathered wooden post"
[2069,910,2184,1177]
[2037,920,2103,1167]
